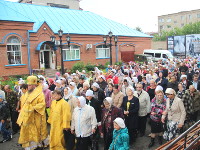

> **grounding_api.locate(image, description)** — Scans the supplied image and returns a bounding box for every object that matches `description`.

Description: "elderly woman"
[77,81,90,97]
[63,87,78,150]
[109,118,129,150]
[121,87,139,144]
[92,82,105,107]
[63,87,78,114]
[177,83,185,99]
[148,90,166,148]
[105,83,114,97]
[101,97,124,150]
[69,82,78,96]
[121,79,133,96]
[180,75,189,90]
[155,71,168,92]
[146,79,157,101]
[97,75,108,91]
[48,78,56,91]
[55,80,64,97]
[71,96,97,150]
[162,88,186,141]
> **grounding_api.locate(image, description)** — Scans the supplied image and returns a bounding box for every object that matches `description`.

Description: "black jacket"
[179,65,188,73]
[93,88,106,106]
[167,81,179,92]
[188,80,200,91]
[0,102,10,121]
[98,81,108,91]
[121,96,139,129]
[155,77,168,92]
[86,97,102,122]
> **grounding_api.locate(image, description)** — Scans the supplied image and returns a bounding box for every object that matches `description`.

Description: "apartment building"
[158,9,200,32]
[19,0,80,10]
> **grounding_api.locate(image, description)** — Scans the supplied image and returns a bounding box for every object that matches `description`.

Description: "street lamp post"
[108,31,113,65]
[58,29,64,75]
[51,29,71,75]
[103,31,118,65]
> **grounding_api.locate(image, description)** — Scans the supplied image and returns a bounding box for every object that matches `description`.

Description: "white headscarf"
[127,87,135,94]
[64,87,72,99]
[104,97,112,105]
[18,78,25,85]
[78,96,86,108]
[114,118,126,128]
[146,74,152,83]
[92,82,100,89]
[180,75,187,80]
[94,67,100,75]
[132,77,138,84]
[70,82,76,87]
[155,85,163,92]
[43,83,49,91]
[165,88,176,95]
[86,90,94,97]
[56,80,62,85]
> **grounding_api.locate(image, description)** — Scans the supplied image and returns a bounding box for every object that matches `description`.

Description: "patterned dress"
[150,98,166,133]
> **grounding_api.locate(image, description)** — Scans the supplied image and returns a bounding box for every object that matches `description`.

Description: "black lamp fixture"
[114,36,118,46]
[58,29,63,37]
[103,36,107,47]
[50,36,56,43]
[103,31,118,65]
[66,34,71,47]
[51,28,71,75]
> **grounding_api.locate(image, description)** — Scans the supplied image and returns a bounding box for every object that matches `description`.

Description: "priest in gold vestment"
[47,90,71,150]
[17,76,49,150]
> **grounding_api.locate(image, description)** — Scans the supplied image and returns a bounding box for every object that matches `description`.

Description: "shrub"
[71,62,85,73]
[97,63,105,69]
[104,61,110,67]
[85,63,96,72]
[115,61,123,66]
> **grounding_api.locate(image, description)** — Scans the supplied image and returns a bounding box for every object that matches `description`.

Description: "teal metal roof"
[0,0,151,37]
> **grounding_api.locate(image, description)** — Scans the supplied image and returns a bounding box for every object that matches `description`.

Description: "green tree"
[153,21,200,41]
[135,26,142,32]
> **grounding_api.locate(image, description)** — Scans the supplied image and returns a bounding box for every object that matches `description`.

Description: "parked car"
[143,49,174,61]
[134,54,153,63]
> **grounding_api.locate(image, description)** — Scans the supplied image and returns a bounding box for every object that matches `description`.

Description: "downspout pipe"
[27,30,32,75]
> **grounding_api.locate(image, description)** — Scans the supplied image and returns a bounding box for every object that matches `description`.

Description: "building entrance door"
[39,43,56,69]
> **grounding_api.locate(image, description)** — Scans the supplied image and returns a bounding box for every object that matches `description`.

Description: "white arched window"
[96,45,110,59]
[63,45,80,60]
[7,36,22,64]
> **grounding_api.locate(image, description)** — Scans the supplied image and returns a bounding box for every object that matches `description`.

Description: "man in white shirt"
[71,96,97,150]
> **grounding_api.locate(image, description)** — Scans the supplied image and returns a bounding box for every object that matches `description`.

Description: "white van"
[143,49,174,61]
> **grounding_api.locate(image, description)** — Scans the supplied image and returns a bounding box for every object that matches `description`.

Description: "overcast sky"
[6,0,200,32]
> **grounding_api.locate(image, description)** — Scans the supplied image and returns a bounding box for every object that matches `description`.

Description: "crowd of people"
[0,57,200,150]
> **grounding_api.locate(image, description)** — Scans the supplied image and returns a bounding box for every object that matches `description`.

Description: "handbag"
[63,130,75,150]
[162,115,168,131]
[90,134,98,150]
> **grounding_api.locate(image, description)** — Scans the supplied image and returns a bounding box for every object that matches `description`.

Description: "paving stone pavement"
[0,120,166,150]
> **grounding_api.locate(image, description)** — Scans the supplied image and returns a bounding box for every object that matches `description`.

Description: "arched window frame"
[63,45,80,61]
[6,36,22,64]
[96,44,110,59]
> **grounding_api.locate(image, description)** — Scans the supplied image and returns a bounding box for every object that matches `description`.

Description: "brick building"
[0,0,152,76]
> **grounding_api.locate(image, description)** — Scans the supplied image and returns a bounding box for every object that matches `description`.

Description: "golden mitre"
[27,76,38,85]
